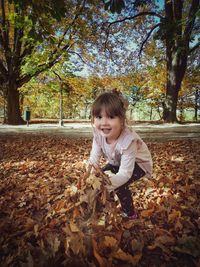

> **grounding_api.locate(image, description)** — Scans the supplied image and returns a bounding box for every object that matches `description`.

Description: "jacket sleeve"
[107,141,138,191]
[88,135,102,167]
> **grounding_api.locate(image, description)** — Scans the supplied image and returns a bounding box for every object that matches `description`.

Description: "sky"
[74,0,165,77]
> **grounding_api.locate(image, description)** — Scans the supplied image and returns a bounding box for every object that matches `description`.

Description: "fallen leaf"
[92,238,107,267]
[114,248,142,265]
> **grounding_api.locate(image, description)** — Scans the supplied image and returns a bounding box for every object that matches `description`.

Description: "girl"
[88,90,152,219]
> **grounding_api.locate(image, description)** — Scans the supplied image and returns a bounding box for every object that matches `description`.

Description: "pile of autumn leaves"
[0,135,200,267]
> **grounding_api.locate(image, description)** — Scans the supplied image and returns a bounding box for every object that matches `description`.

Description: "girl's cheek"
[94,119,99,126]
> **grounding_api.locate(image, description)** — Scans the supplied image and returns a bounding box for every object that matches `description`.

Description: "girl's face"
[93,107,124,144]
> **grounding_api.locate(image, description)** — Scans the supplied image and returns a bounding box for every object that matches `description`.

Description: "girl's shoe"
[121,212,138,219]
[128,213,138,219]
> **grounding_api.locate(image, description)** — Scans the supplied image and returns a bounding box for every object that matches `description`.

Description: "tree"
[177,49,200,121]
[103,0,200,122]
[0,0,101,124]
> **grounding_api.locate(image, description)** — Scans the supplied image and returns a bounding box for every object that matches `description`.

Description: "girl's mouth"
[101,128,111,134]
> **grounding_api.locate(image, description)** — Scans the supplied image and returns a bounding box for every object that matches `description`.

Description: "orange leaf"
[54,200,65,211]
[140,208,154,217]
[73,206,80,220]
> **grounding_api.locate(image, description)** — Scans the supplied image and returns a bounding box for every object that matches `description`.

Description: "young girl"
[88,90,152,219]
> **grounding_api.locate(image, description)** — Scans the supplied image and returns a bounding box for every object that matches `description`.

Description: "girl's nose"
[101,116,108,125]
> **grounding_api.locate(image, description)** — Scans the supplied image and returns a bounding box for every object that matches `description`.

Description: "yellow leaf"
[97,215,106,226]
[93,179,101,190]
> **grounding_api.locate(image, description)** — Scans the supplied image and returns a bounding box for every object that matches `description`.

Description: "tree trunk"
[59,83,64,126]
[84,103,89,119]
[163,34,188,122]
[4,82,25,125]
[149,105,153,120]
[179,97,184,122]
[163,0,186,123]
[194,89,199,121]
[163,52,187,123]
[163,81,179,122]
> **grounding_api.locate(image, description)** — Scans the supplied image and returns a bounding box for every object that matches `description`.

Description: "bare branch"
[53,70,62,81]
[107,11,163,30]
[69,50,94,70]
[54,0,86,51]
[104,11,163,50]
[20,44,35,59]
[139,23,161,59]
[184,0,200,43]
[189,41,200,54]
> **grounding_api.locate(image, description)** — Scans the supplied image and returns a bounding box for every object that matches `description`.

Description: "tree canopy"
[0,0,199,124]
[103,0,200,122]
[0,0,103,124]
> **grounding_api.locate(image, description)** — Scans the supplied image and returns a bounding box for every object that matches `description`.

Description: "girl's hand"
[104,170,113,178]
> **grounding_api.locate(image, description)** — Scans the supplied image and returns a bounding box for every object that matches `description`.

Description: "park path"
[0,122,200,142]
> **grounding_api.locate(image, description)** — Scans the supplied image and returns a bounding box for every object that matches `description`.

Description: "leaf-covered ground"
[0,135,200,267]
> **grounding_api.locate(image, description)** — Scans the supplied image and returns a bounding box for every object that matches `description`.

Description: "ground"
[0,124,200,267]
[0,121,200,141]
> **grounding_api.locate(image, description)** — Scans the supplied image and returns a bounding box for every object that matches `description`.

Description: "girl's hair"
[91,89,128,123]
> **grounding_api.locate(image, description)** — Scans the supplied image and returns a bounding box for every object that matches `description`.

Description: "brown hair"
[91,90,128,124]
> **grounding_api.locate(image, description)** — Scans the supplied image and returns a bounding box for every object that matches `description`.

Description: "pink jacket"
[89,127,153,190]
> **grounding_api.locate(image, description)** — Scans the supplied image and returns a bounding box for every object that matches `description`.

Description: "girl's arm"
[107,141,137,191]
[88,136,102,167]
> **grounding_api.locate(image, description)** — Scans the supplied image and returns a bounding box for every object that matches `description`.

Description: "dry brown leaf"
[1,136,199,267]
[140,208,154,217]
[103,236,118,248]
[168,209,181,223]
[148,235,175,251]
[69,220,80,233]
[131,239,144,252]
[114,248,142,265]
[92,238,107,267]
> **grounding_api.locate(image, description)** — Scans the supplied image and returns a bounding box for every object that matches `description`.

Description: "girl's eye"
[109,115,115,119]
[96,116,102,119]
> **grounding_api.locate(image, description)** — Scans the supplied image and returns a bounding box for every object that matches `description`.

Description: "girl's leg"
[103,163,145,216]
[115,185,134,216]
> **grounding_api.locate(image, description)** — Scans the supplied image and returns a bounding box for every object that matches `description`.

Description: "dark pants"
[102,162,145,216]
